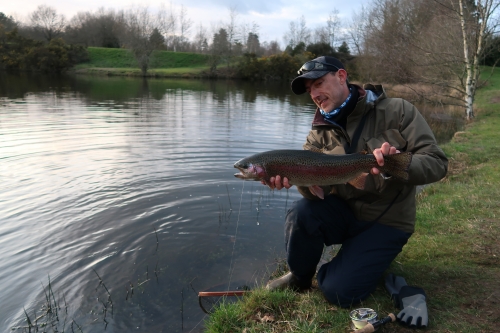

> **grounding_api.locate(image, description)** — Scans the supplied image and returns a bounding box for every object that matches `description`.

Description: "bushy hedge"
[0,28,88,73]
[236,53,305,81]
[236,52,358,82]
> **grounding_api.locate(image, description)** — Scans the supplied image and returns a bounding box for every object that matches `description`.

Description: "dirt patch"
[446,153,469,176]
[460,280,500,329]
[474,218,500,265]
[490,95,500,103]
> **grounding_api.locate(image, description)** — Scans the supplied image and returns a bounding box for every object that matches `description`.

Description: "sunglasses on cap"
[297,61,340,75]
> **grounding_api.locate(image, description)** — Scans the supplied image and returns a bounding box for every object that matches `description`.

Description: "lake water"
[0,73,462,332]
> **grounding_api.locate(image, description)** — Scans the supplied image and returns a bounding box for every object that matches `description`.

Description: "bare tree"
[361,0,439,83]
[29,5,66,41]
[326,9,342,49]
[177,5,193,51]
[262,40,281,56]
[225,6,239,62]
[347,5,368,55]
[193,22,209,53]
[159,3,176,50]
[359,0,499,119]
[66,8,121,47]
[120,5,174,75]
[283,15,311,49]
[312,26,330,44]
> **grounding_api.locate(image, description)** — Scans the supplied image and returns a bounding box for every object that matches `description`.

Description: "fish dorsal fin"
[347,172,369,190]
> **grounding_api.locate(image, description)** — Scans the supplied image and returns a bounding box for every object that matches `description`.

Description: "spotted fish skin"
[234,149,412,187]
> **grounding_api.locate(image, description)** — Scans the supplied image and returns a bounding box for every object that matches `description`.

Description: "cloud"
[3,0,371,43]
[178,0,286,15]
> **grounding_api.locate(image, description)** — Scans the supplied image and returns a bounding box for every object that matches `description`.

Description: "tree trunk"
[458,0,475,119]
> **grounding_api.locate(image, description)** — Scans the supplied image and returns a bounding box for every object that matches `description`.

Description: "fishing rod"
[198,290,250,314]
[350,313,396,333]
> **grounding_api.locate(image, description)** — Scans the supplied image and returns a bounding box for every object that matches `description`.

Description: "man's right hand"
[261,175,292,190]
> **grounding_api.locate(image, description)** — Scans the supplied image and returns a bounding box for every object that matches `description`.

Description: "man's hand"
[261,175,292,190]
[371,142,400,175]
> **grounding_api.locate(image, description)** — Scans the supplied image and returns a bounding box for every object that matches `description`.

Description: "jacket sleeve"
[399,100,448,185]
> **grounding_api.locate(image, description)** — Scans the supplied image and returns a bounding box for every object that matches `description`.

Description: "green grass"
[74,47,209,75]
[204,68,500,332]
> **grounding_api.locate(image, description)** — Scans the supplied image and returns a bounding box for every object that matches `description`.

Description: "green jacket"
[300,84,448,233]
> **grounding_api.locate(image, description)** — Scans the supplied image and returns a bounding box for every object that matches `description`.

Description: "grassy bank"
[204,68,500,332]
[74,47,209,77]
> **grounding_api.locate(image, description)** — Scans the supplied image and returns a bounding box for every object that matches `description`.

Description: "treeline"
[233,48,354,82]
[1,1,499,118]
[237,0,499,120]
[0,13,88,73]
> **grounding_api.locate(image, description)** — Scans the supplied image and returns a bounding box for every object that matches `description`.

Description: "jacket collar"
[311,83,386,128]
[310,84,387,146]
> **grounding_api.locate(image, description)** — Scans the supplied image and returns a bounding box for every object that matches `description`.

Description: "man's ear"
[337,69,348,84]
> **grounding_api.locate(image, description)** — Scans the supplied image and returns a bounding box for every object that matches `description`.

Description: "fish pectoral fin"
[347,173,369,190]
[308,185,325,200]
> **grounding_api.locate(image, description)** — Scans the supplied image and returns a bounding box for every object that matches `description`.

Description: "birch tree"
[453,0,499,119]
[422,0,499,119]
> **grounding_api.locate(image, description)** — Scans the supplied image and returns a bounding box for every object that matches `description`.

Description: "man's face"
[304,71,348,113]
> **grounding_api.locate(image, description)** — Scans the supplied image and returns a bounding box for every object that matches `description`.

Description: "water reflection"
[0,73,315,332]
[0,73,462,332]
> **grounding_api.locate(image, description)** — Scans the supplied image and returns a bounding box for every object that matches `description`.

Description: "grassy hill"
[74,47,209,76]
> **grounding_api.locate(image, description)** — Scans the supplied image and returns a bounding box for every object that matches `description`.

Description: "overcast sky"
[3,0,372,46]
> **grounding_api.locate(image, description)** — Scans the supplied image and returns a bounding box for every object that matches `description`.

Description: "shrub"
[0,30,88,73]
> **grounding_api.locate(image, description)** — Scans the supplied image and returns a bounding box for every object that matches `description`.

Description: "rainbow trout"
[234,150,412,199]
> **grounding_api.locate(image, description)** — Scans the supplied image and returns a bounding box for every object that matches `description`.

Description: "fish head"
[234,158,266,180]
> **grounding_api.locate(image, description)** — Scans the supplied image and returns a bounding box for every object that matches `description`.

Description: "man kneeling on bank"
[262,56,448,308]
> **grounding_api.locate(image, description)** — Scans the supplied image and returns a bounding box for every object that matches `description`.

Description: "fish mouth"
[234,168,246,179]
[234,162,259,180]
[233,163,247,179]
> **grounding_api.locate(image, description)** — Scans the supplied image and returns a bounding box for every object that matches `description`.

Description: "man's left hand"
[371,142,400,175]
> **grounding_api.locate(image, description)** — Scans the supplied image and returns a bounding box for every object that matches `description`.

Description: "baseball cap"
[291,56,345,95]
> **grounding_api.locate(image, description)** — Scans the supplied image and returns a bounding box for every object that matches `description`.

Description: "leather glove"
[397,286,428,328]
[384,274,428,328]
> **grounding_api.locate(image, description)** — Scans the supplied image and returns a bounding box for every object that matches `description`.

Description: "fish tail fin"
[382,152,413,181]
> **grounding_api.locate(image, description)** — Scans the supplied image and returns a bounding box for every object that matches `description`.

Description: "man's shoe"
[266,272,311,291]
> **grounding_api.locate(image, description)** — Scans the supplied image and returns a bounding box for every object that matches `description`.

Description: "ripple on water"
[0,76,313,331]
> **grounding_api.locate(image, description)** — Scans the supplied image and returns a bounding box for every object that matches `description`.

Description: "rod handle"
[198,291,248,297]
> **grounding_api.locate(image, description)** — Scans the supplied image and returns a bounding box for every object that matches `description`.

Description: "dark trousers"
[285,195,411,308]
